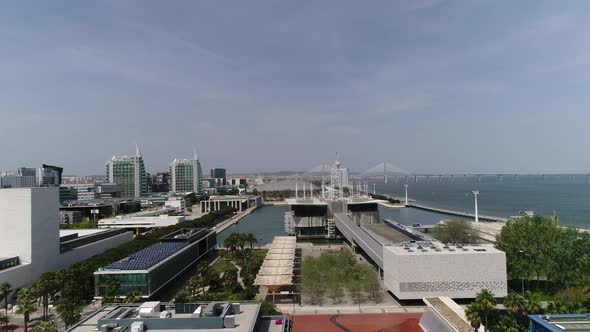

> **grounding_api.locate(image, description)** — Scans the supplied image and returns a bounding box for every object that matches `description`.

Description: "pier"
[408,203,508,222]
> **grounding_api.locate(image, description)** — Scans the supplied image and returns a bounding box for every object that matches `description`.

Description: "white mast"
[404,184,409,206]
[373,183,376,195]
[303,183,306,199]
[296,183,298,199]
[473,191,480,223]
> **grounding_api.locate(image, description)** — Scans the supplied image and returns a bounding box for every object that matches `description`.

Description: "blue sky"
[2,1,590,175]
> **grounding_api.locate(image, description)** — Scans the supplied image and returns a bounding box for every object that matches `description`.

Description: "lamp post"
[472,191,480,223]
[518,249,524,295]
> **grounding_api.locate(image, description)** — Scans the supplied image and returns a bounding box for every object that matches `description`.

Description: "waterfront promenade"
[213,206,259,234]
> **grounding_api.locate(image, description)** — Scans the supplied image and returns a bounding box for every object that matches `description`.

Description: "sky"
[2,1,590,175]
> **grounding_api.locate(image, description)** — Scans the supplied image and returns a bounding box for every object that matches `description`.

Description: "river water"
[217,205,289,245]
[369,175,590,228]
[217,176,590,240]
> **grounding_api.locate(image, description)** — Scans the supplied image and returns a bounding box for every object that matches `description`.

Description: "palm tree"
[123,291,142,304]
[0,282,11,331]
[34,272,58,321]
[503,292,525,318]
[473,289,497,332]
[15,288,38,332]
[465,303,481,332]
[224,234,239,258]
[32,320,57,332]
[102,278,120,304]
[196,262,210,295]
[55,296,83,328]
[245,233,258,250]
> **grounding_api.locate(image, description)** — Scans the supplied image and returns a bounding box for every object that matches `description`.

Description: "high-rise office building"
[42,164,63,185]
[170,152,202,193]
[0,165,61,188]
[210,168,226,179]
[151,172,170,193]
[106,145,147,198]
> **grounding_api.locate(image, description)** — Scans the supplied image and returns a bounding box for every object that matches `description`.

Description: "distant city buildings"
[60,183,121,201]
[151,172,171,193]
[0,165,62,188]
[106,145,147,198]
[170,152,203,194]
[210,168,226,186]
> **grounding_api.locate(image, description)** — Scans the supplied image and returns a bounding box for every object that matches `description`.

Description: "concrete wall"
[383,245,507,300]
[0,188,133,290]
[59,232,134,268]
[0,188,60,289]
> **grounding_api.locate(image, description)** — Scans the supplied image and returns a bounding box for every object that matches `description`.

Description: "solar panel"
[103,242,189,271]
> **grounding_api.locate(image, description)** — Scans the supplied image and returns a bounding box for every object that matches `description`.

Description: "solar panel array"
[103,242,189,271]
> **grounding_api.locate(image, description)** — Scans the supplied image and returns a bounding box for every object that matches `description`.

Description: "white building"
[98,215,185,229]
[0,188,134,292]
[200,195,262,213]
[383,243,507,300]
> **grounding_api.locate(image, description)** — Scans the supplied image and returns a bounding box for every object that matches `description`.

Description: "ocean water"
[369,175,590,228]
[217,205,289,245]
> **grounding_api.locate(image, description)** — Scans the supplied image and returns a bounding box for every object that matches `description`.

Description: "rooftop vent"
[474,248,487,252]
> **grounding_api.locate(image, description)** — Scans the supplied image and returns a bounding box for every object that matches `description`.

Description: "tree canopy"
[495,215,590,287]
[433,219,479,244]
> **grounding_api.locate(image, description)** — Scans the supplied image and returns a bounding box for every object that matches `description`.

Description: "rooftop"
[98,228,210,272]
[529,314,590,332]
[385,243,503,256]
[65,302,281,332]
[102,242,188,271]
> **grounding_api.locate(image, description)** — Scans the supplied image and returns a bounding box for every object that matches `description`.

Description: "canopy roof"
[253,236,296,287]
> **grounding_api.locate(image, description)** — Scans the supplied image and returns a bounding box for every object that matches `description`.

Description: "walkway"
[229,260,246,289]
[409,203,508,222]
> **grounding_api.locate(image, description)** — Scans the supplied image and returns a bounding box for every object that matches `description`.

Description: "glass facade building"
[170,155,202,193]
[94,228,216,298]
[106,150,147,198]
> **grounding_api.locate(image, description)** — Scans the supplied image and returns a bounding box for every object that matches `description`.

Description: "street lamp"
[518,249,525,294]
[472,191,480,223]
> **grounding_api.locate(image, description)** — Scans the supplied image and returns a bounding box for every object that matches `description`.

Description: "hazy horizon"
[3,1,590,175]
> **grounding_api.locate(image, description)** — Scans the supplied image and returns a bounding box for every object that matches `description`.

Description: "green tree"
[495,215,561,284]
[363,266,382,303]
[55,296,83,328]
[0,282,11,331]
[123,290,142,304]
[433,219,479,244]
[102,278,120,304]
[0,314,9,331]
[196,262,211,295]
[465,303,481,332]
[245,233,258,250]
[15,288,38,332]
[32,320,58,332]
[467,289,498,332]
[326,274,344,304]
[34,272,58,321]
